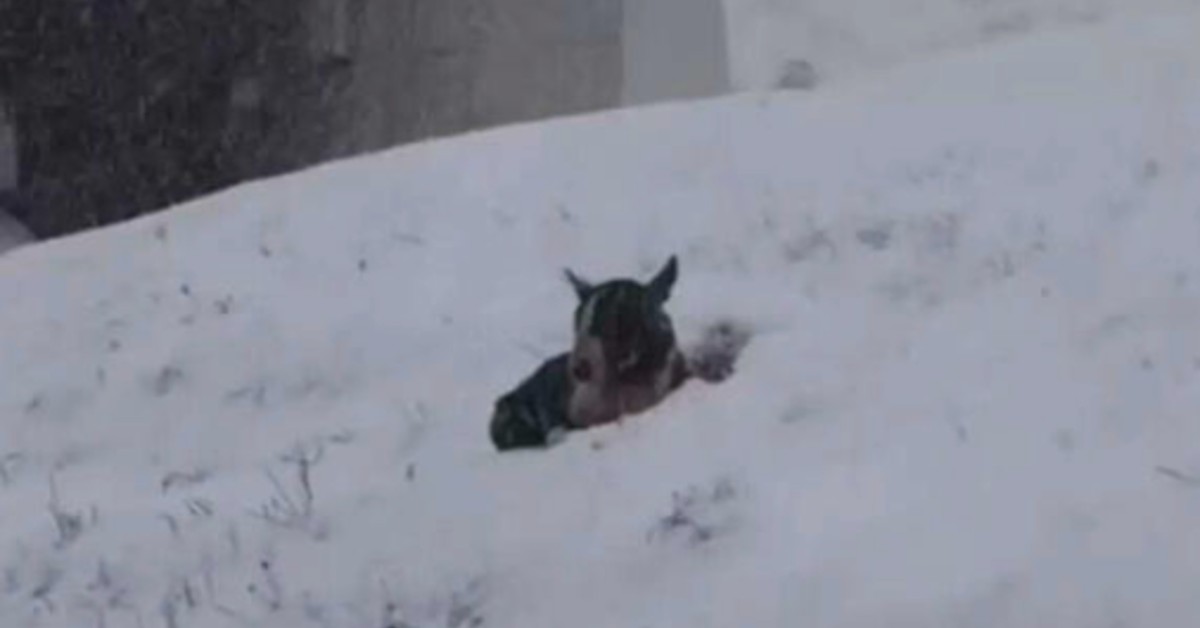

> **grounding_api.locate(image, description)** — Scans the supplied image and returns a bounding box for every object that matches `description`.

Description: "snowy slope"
[3,9,1200,628]
[723,0,1200,91]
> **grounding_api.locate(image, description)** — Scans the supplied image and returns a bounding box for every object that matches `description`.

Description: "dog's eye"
[572,359,593,382]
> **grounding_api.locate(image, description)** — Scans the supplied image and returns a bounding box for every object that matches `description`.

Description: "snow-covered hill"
[3,9,1200,628]
[723,0,1200,91]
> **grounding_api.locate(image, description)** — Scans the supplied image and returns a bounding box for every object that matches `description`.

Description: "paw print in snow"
[687,320,752,384]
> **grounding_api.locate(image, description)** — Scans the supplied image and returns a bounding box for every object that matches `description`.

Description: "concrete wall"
[3,1,733,239]
[0,105,13,190]
[623,0,730,106]
[0,100,33,252]
[305,0,625,158]
[301,0,732,157]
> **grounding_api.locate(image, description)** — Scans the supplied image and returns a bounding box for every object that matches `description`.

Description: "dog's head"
[563,256,679,386]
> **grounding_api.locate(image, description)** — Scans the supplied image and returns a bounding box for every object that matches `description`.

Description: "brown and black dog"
[490,256,745,451]
[562,255,689,429]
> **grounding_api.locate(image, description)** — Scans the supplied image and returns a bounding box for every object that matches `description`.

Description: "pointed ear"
[563,268,593,301]
[647,255,678,302]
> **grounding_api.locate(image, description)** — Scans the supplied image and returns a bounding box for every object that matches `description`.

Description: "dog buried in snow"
[490,256,747,452]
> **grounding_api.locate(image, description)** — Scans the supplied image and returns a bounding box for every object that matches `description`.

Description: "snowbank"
[2,9,1200,627]
[723,0,1200,90]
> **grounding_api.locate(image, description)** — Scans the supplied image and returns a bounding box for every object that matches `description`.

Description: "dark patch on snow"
[648,477,739,547]
[781,399,820,425]
[877,274,938,306]
[444,577,487,628]
[325,430,356,446]
[686,319,753,384]
[1095,315,1134,338]
[0,452,24,486]
[782,225,837,264]
[1054,429,1076,453]
[392,231,425,246]
[226,383,268,408]
[1173,271,1189,290]
[161,469,211,493]
[856,224,892,251]
[214,296,234,315]
[984,252,1016,280]
[1140,158,1161,183]
[48,478,87,549]
[921,213,961,258]
[777,59,818,90]
[185,498,214,519]
[980,12,1033,39]
[151,365,185,397]
[1156,466,1200,488]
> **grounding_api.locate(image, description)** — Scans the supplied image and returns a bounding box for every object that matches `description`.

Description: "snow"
[722,0,1200,91]
[3,8,1200,627]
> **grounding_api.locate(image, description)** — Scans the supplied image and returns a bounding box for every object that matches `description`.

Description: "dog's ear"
[647,255,678,303]
[563,268,594,301]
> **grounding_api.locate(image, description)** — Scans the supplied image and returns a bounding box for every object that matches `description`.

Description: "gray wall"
[0,105,13,190]
[301,0,729,157]
[2,1,732,239]
[0,100,32,251]
[623,0,730,106]
[304,0,625,158]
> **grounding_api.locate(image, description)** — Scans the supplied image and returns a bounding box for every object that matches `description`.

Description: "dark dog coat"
[489,353,574,451]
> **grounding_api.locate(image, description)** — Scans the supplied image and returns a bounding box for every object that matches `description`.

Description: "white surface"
[2,9,1200,627]
[722,0,1200,90]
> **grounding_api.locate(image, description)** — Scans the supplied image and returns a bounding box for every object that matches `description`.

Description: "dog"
[489,353,574,451]
[490,255,746,451]
[562,255,692,428]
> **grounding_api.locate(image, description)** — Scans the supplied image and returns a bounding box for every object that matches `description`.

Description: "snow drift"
[2,8,1200,628]
[723,0,1200,91]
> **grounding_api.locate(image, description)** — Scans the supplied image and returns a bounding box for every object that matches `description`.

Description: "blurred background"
[0,0,1189,245]
[0,0,728,243]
